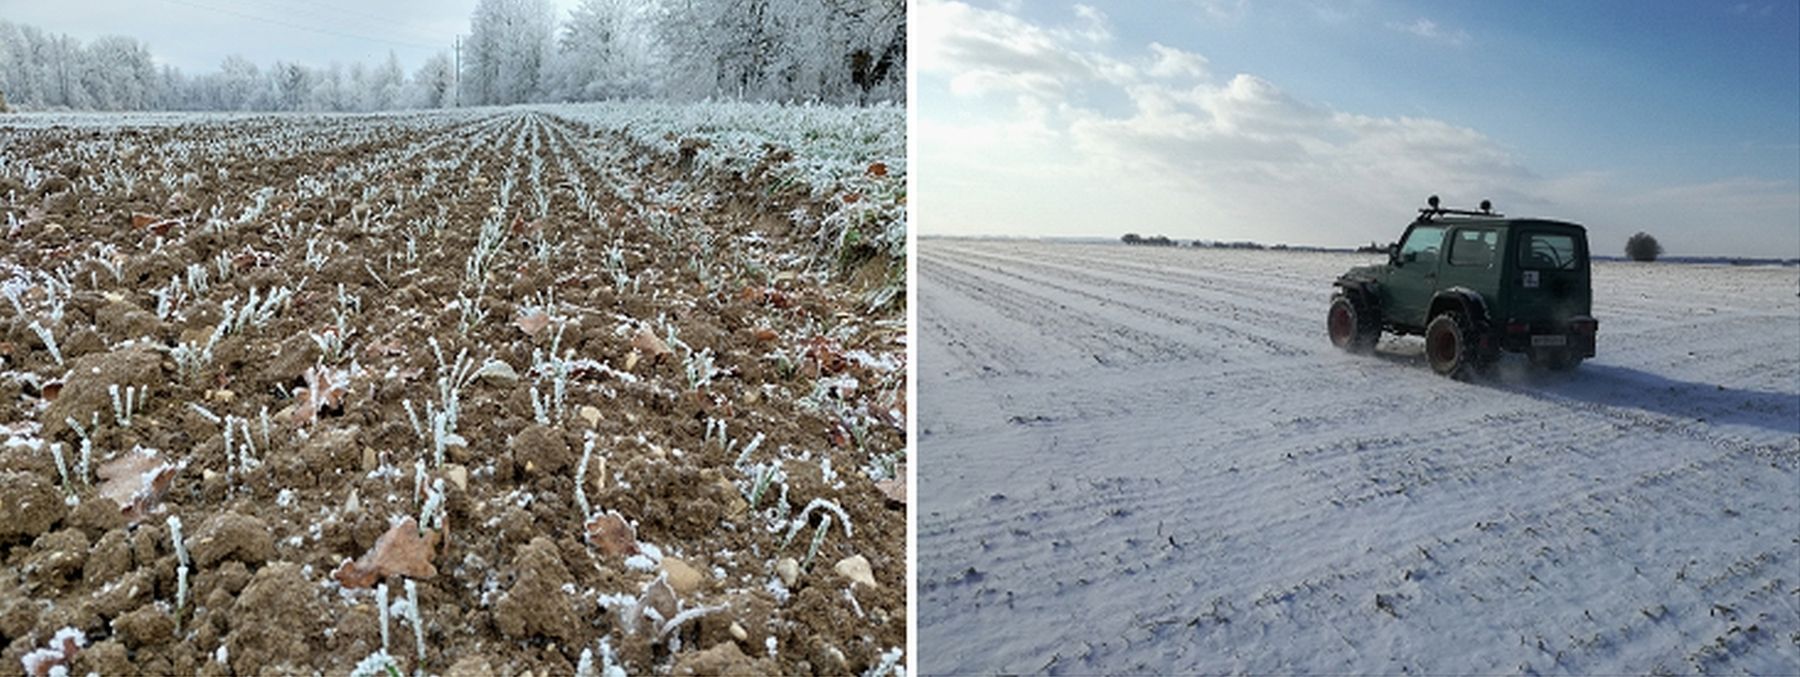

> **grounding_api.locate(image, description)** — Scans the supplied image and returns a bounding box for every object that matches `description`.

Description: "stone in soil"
[834,554,877,589]
[671,640,775,676]
[662,557,704,596]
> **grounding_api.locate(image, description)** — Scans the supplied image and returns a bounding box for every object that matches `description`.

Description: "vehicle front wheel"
[1327,294,1380,352]
[1424,311,1484,379]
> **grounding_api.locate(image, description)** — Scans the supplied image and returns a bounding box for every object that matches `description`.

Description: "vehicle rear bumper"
[1499,316,1597,357]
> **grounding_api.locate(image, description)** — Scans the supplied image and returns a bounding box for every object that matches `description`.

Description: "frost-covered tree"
[464,0,557,105]
[361,51,405,111]
[0,6,907,110]
[0,22,40,107]
[156,64,188,110]
[407,53,457,109]
[655,0,904,104]
[79,36,157,110]
[550,0,656,100]
[269,62,313,111]
[309,64,348,112]
[49,33,91,109]
[211,55,263,111]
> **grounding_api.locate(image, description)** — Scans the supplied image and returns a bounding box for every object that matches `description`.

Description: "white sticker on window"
[1523,271,1540,288]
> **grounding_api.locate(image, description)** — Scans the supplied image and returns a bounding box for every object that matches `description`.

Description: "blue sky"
[916,0,1800,257]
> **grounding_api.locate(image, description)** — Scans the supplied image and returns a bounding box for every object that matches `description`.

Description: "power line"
[248,0,452,45]
[152,0,445,51]
[273,0,425,31]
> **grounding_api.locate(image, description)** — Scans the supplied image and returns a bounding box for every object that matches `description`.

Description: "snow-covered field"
[917,238,1799,674]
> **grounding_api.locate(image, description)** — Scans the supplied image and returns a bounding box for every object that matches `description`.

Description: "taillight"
[1570,319,1598,334]
[1505,321,1529,334]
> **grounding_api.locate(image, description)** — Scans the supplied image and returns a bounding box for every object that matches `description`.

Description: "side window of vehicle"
[1399,225,1445,264]
[1448,228,1497,267]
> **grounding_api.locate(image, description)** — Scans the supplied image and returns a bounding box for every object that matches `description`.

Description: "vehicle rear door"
[1510,227,1591,325]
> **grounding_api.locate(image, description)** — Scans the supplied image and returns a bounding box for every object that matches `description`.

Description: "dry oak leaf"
[130,212,157,229]
[630,326,673,362]
[584,510,639,558]
[331,516,439,589]
[96,448,176,524]
[515,311,551,338]
[285,364,349,426]
[867,162,888,177]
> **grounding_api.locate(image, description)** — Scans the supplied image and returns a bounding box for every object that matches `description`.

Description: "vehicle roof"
[1411,216,1587,232]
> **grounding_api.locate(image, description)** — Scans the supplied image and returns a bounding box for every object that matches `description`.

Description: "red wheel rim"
[1329,305,1353,343]
[1429,327,1457,364]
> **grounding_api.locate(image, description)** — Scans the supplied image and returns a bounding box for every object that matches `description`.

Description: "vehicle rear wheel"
[1327,294,1380,352]
[1425,311,1481,379]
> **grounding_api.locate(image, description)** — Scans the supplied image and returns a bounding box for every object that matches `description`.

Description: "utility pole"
[444,34,453,107]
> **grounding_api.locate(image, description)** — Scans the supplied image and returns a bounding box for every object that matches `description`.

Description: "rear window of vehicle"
[1519,232,1581,270]
[1448,228,1497,267]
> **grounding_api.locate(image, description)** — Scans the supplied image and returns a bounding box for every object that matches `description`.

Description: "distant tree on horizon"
[1625,232,1663,262]
[1122,233,1142,245]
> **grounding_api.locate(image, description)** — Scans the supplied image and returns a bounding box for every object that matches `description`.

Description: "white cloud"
[1192,0,1249,22]
[916,1,1800,257]
[1068,4,1114,43]
[1388,18,1471,46]
[1146,42,1209,79]
[916,1,1131,100]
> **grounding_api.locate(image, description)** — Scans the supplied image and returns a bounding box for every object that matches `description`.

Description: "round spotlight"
[1480,199,1492,213]
[1427,195,1440,209]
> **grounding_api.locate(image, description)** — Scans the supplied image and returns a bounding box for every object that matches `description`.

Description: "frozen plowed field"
[918,238,1799,674]
[0,104,905,676]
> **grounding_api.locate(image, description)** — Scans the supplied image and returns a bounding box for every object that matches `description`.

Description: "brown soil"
[0,109,906,675]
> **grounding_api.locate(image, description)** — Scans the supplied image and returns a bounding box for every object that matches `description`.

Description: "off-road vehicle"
[1328,197,1598,378]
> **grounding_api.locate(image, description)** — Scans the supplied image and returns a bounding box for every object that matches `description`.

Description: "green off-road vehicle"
[1328,197,1598,378]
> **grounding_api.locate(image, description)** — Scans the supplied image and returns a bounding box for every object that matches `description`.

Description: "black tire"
[1425,311,1481,379]
[1327,294,1380,352]
[1530,349,1583,371]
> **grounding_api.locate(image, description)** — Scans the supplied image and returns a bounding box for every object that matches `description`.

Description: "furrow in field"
[932,244,1327,350]
[921,252,1203,366]
[927,245,1312,361]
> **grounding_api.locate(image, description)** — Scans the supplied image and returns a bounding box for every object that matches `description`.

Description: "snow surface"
[917,239,1800,674]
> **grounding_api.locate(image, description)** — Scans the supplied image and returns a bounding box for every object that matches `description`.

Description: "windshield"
[1400,225,1445,264]
[1518,232,1582,270]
